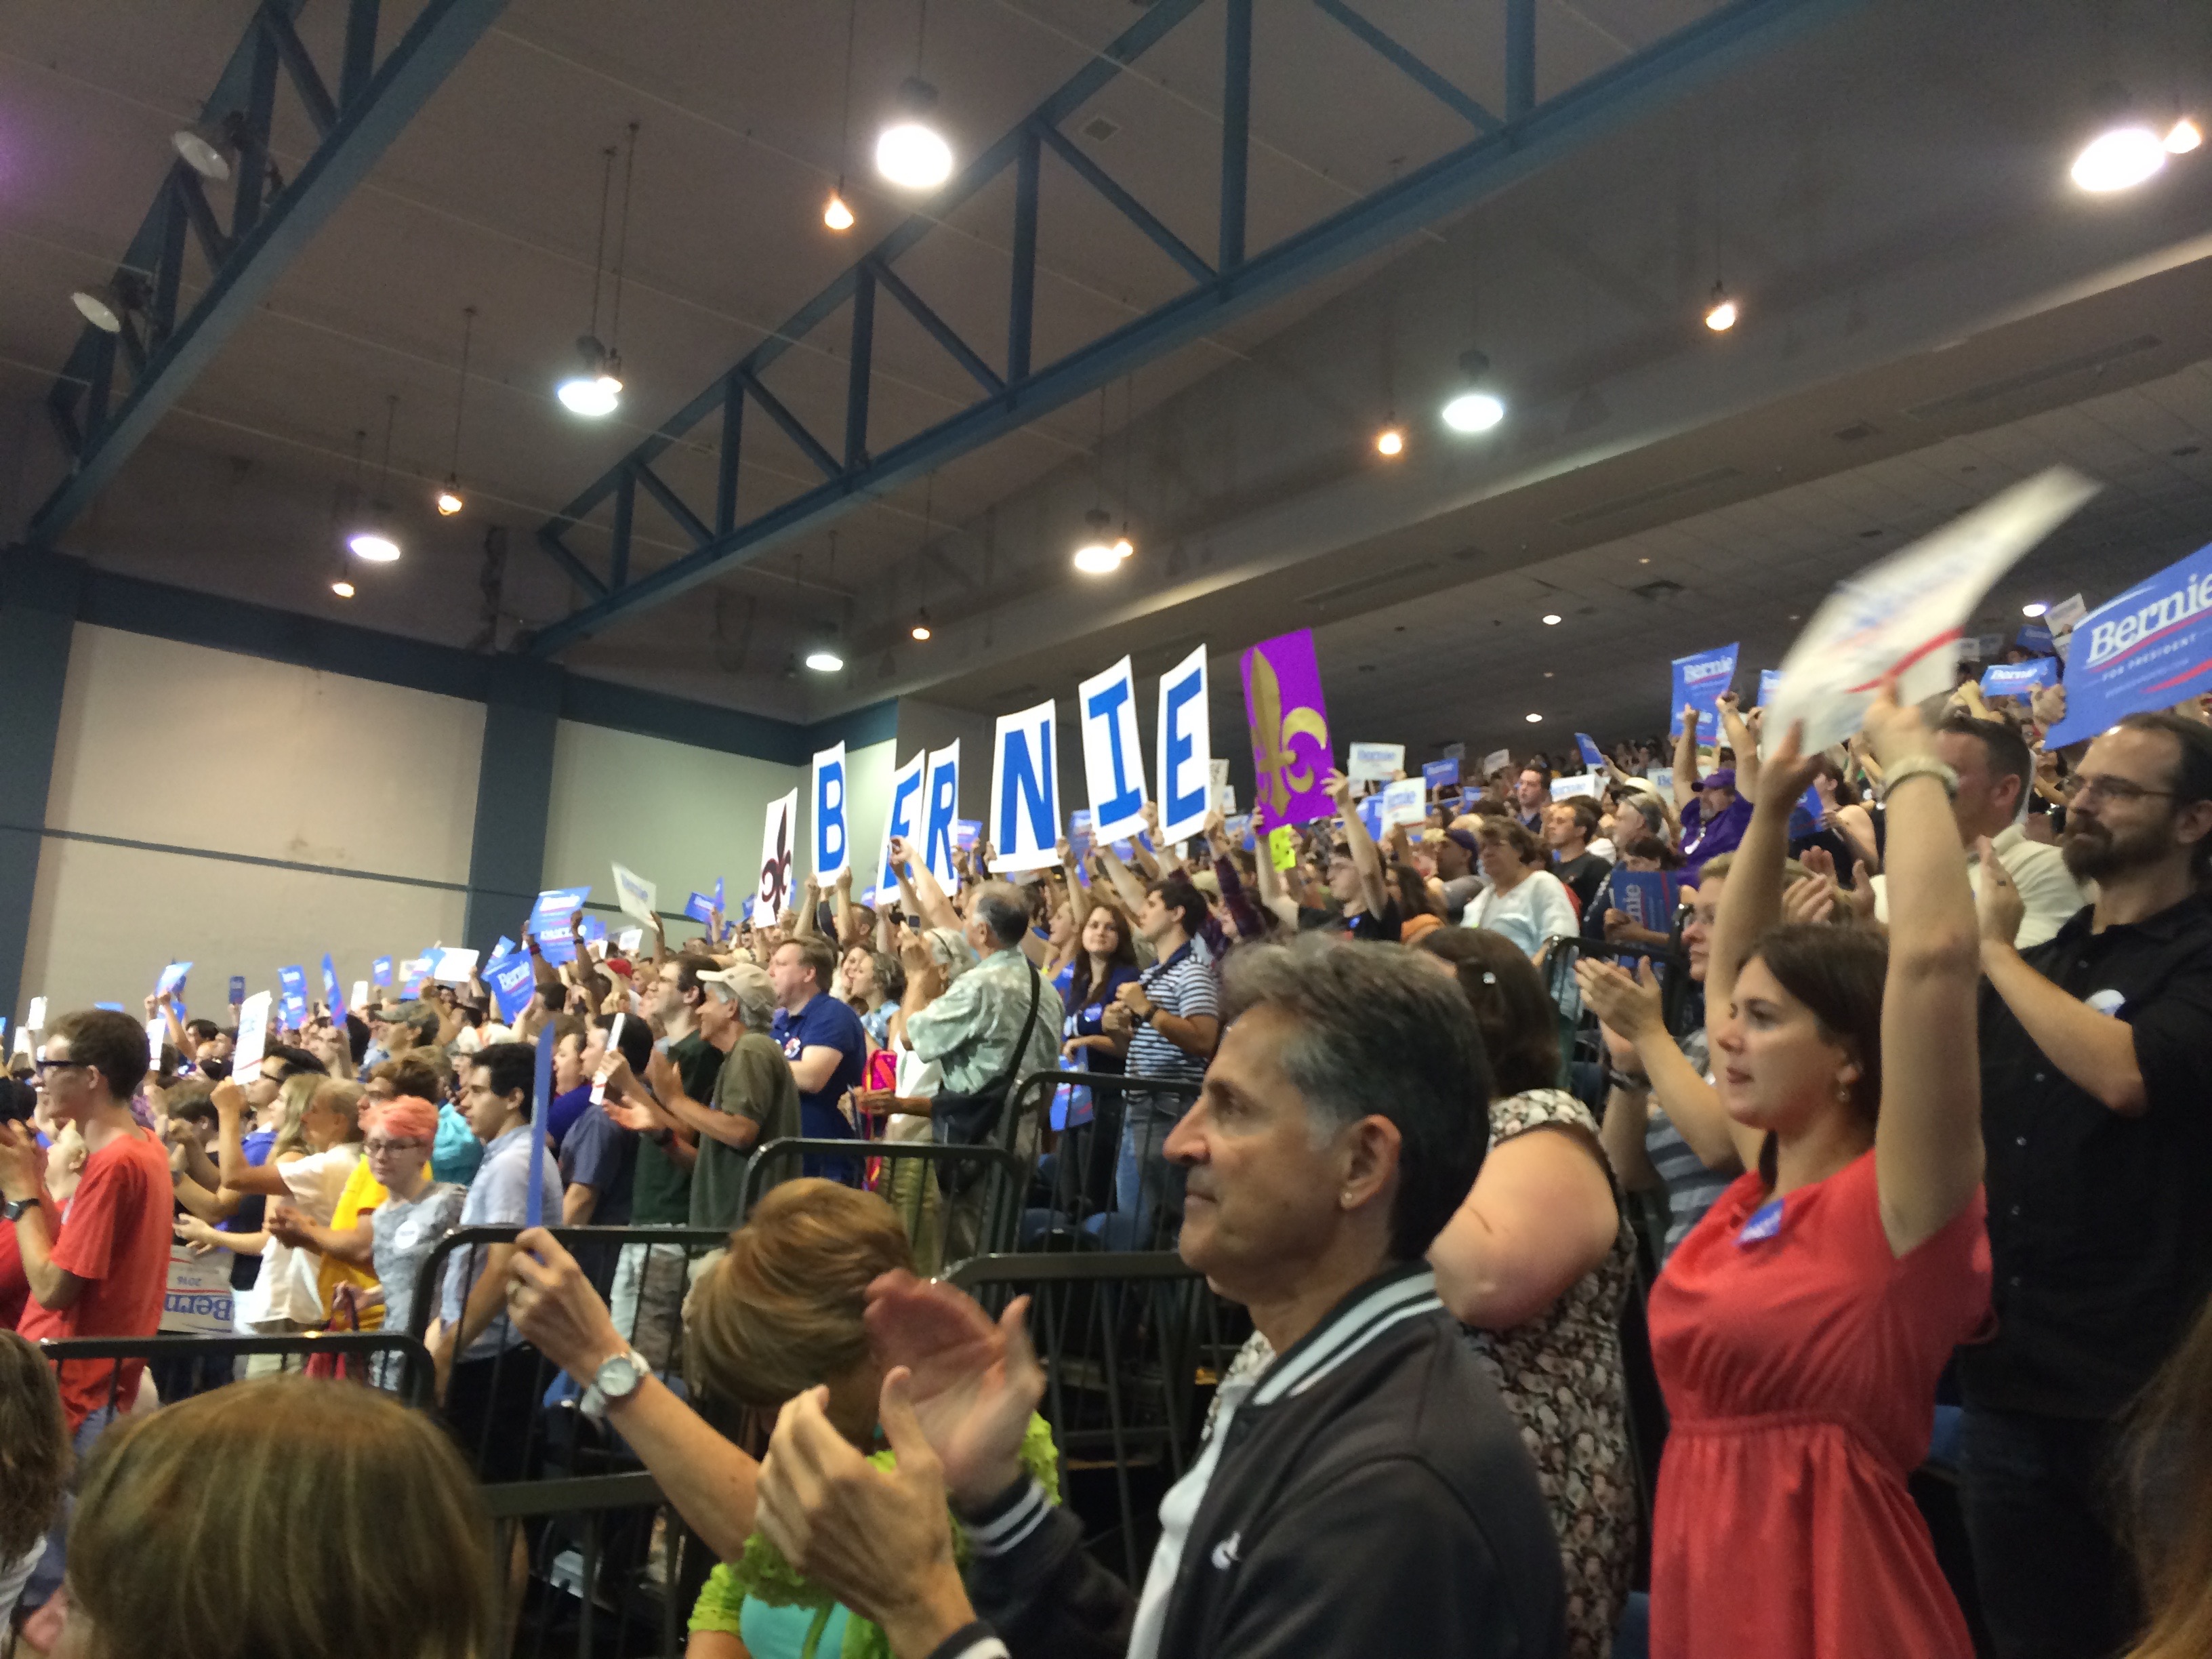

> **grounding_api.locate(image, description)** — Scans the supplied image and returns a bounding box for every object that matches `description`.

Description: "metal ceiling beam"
[26,0,508,548]
[525,0,1858,661]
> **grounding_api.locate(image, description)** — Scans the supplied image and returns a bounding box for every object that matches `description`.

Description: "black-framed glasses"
[33,1059,89,1079]
[2072,774,2177,807]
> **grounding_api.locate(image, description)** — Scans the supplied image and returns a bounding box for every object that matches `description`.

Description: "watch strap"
[3,1195,35,1223]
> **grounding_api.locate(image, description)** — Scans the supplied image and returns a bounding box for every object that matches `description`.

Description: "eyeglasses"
[33,1059,89,1079]
[2071,773,2177,808]
[363,1137,428,1155]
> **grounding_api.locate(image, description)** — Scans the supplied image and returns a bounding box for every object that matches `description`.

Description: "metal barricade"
[732,1136,1029,1273]
[1542,934,1696,1090]
[947,1250,1250,1587]
[39,1330,436,1411]
[409,1222,732,1658]
[1008,1070,1203,1254]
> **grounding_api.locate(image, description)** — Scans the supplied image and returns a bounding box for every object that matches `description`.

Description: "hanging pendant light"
[555,129,637,417]
[436,305,475,514]
[347,397,403,563]
[825,0,861,230]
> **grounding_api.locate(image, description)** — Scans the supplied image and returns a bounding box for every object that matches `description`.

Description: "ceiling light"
[557,335,622,417]
[2072,125,2167,191]
[804,648,844,673]
[2169,117,2203,154]
[2022,601,2047,617]
[70,287,125,333]
[1441,392,1505,433]
[1525,712,1543,723]
[171,119,237,182]
[348,529,400,562]
[823,188,856,230]
[1542,613,1562,626]
[1073,508,1122,575]
[1704,282,1738,331]
[1375,425,1404,457]
[909,607,933,642]
[434,477,464,516]
[330,577,356,598]
[876,79,953,190]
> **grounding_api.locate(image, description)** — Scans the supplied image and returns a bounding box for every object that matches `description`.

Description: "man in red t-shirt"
[0,1007,172,1612]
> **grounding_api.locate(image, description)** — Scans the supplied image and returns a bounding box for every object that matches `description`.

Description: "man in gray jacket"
[752,941,1566,1659]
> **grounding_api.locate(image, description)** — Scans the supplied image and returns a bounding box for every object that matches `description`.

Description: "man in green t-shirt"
[602,960,799,1237]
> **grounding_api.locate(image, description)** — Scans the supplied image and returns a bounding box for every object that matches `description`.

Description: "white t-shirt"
[1464,869,1580,956]
[238,1143,363,1329]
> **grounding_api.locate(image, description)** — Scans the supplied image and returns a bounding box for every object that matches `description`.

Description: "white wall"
[20,625,483,1018]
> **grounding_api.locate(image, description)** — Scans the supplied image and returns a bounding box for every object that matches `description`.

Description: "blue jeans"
[1113,1095,1186,1248]
[1957,1406,2137,1659]
[22,1406,120,1610]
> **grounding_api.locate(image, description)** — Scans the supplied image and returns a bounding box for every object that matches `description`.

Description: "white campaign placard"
[758,789,799,918]
[432,947,479,983]
[922,743,962,890]
[161,1241,235,1336]
[1480,747,1513,778]
[876,750,928,895]
[146,1017,167,1067]
[2046,592,2088,634]
[352,979,369,1012]
[611,862,659,925]
[812,743,851,886]
[26,997,46,1032]
[1347,741,1405,783]
[989,700,1061,874]
[1551,775,1601,801]
[1157,645,1213,847]
[1380,777,1427,827]
[1767,468,2099,752]
[1079,656,1149,847]
[232,991,272,1083]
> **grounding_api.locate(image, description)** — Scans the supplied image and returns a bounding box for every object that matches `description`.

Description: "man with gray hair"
[750,939,1565,1659]
[905,878,1064,1256]
[597,960,798,1235]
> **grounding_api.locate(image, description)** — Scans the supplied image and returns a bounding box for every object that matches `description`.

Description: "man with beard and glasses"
[1962,711,2212,1659]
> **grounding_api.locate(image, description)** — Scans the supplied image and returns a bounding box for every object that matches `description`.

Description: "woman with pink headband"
[338,1095,464,1390]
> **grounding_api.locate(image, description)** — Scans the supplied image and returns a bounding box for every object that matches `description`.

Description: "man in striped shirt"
[1103,876,1222,1243]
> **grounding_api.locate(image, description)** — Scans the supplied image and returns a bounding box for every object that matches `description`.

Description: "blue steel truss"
[28,0,508,547]
[524,0,1856,660]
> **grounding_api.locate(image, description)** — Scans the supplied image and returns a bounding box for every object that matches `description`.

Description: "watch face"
[596,1351,644,1398]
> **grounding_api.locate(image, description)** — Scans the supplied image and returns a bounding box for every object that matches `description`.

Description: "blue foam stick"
[525,1023,557,1229]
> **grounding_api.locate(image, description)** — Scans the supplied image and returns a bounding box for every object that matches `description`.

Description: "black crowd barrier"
[733,1135,1030,1272]
[1006,1070,1204,1255]
[948,1249,1251,1588]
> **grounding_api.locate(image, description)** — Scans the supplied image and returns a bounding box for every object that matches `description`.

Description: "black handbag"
[929,960,1043,1193]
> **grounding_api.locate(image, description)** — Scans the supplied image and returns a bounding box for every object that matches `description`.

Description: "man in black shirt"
[1544,798,1613,920]
[1316,770,1402,941]
[1967,710,2212,1659]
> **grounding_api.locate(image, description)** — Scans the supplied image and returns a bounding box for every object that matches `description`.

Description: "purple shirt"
[1681,794,1755,879]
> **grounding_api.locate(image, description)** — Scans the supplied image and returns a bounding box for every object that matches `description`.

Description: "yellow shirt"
[320,1155,388,1330]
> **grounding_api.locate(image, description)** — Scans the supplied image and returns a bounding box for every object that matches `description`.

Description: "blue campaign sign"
[1671,644,1740,736]
[1607,867,1682,932]
[1787,783,1826,840]
[1422,758,1460,790]
[2017,621,2056,655]
[529,886,592,964]
[714,875,725,912]
[813,742,850,884]
[989,700,1060,874]
[371,957,392,988]
[227,974,246,1006]
[579,914,607,945]
[319,954,343,1012]
[685,891,716,924]
[1357,794,1385,843]
[278,964,306,1003]
[94,1002,125,1012]
[1758,670,1784,708]
[485,953,536,1023]
[1069,808,1094,865]
[526,1025,556,1229]
[493,936,516,960]
[155,960,192,998]
[2046,541,2212,747]
[1981,658,2059,698]
[1574,734,1605,770]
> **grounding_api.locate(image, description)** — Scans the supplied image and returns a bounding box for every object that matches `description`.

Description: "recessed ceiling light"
[804,648,844,673]
[1524,712,1543,723]
[348,530,400,563]
[2022,601,2047,617]
[1541,613,1561,626]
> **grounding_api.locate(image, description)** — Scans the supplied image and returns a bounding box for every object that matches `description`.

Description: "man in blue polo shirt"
[767,935,866,1182]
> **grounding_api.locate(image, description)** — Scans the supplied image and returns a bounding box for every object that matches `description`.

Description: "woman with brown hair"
[1464,817,1581,962]
[56,1376,496,1659]
[501,1180,1056,1659]
[2124,1290,2212,1659]
[1632,687,1991,1658]
[0,1332,69,1626]
[1415,927,1637,1659]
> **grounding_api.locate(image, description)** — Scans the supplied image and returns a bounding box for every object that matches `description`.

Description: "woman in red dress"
[1637,684,1992,1658]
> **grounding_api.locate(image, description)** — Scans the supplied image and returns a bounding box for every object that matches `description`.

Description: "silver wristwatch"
[591,1346,651,1405]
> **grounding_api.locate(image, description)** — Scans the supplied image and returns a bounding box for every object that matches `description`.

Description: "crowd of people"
[1,661,2210,1659]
